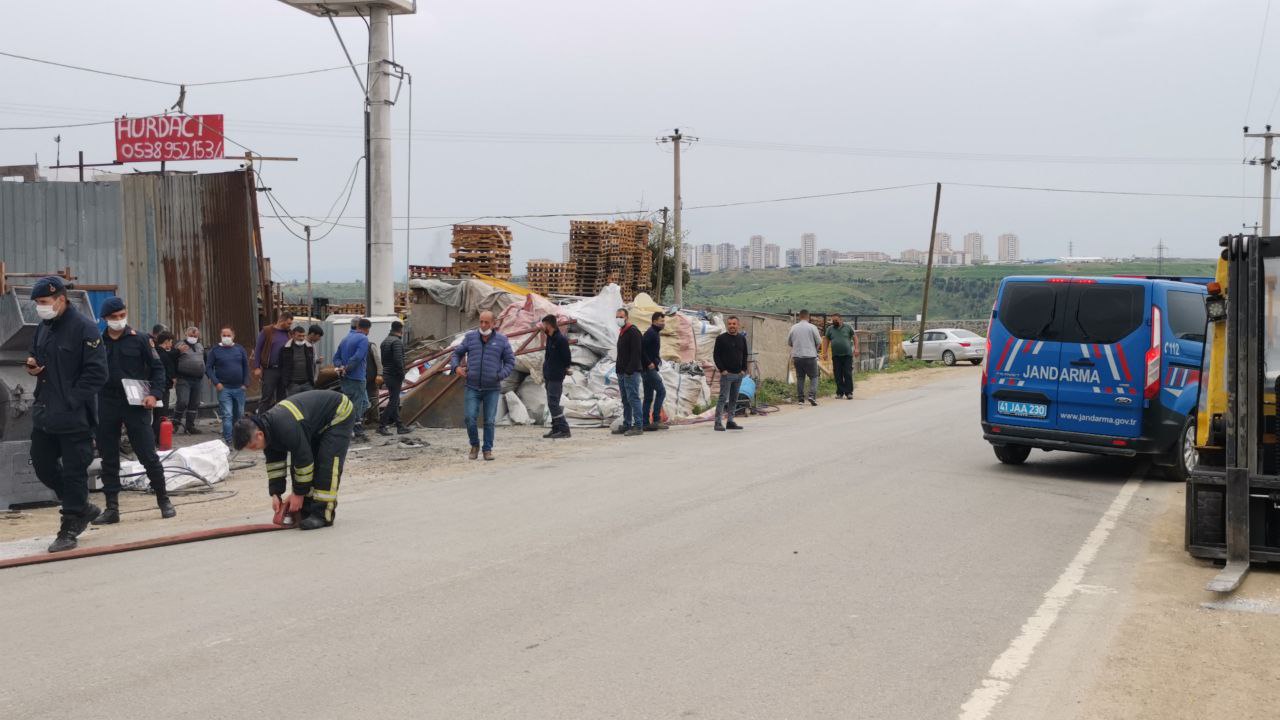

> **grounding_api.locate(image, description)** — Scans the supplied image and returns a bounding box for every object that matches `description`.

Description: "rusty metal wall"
[0,180,124,288]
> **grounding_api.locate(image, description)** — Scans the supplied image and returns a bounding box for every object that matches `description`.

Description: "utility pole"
[279,1,415,317]
[1245,126,1278,235]
[1155,239,1167,274]
[659,129,698,305]
[305,225,314,318]
[655,206,669,303]
[1068,240,1074,259]
[916,183,942,360]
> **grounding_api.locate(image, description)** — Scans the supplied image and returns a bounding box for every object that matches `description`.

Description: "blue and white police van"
[980,275,1208,480]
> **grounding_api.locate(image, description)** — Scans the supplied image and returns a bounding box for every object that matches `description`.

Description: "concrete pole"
[1265,134,1274,236]
[305,225,313,318]
[672,130,683,306]
[366,5,394,316]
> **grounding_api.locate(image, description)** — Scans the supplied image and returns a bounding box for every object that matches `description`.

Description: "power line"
[0,119,116,131]
[0,49,373,88]
[684,183,933,210]
[946,181,1276,200]
[1245,0,1273,122]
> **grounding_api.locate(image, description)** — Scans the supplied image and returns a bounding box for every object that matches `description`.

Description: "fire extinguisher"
[159,417,174,451]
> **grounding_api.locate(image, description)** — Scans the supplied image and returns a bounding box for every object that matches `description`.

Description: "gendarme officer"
[92,296,176,525]
[26,276,108,553]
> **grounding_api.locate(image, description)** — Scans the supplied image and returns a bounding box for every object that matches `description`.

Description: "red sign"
[114,114,225,163]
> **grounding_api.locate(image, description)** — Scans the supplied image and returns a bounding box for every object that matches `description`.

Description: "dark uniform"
[27,278,108,535]
[97,323,172,516]
[254,389,355,528]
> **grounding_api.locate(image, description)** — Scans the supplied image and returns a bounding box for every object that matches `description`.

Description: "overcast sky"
[0,0,1273,280]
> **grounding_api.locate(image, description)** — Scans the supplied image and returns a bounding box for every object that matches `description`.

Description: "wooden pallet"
[451,224,513,280]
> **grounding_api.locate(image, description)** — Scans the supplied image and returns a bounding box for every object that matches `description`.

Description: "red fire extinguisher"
[159,417,174,451]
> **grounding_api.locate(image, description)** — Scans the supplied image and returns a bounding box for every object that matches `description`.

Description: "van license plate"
[998,401,1047,419]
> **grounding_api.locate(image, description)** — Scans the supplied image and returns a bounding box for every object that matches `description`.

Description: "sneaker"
[469,446,479,460]
[796,399,806,406]
[625,428,644,437]
[551,431,571,439]
[845,394,853,400]
[808,398,818,407]
[726,421,743,430]
[377,426,394,436]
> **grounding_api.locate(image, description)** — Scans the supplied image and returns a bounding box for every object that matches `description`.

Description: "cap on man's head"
[99,296,126,317]
[29,276,66,300]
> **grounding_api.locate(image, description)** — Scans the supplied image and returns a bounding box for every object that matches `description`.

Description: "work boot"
[611,426,629,435]
[156,494,176,519]
[643,424,660,432]
[625,428,644,437]
[726,421,743,431]
[48,517,80,554]
[483,450,494,461]
[396,424,413,435]
[653,422,669,430]
[469,446,479,460]
[92,495,121,525]
[714,422,725,431]
[377,425,393,436]
[542,429,558,438]
[299,502,329,531]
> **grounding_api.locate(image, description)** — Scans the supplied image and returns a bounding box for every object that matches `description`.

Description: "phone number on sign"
[118,140,224,161]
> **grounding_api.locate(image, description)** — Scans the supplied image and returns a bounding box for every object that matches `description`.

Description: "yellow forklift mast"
[1188,235,1280,592]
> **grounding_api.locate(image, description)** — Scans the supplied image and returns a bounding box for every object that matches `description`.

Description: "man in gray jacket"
[378,320,411,435]
[788,310,822,406]
[174,326,206,433]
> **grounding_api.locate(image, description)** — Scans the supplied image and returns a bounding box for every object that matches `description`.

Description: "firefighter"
[92,296,176,524]
[231,389,354,530]
[25,276,108,553]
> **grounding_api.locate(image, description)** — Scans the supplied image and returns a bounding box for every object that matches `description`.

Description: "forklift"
[1186,234,1280,592]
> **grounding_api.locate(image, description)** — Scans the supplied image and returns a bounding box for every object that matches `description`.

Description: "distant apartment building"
[765,243,781,268]
[749,235,765,269]
[682,243,695,271]
[562,241,571,262]
[964,232,985,264]
[801,233,817,267]
[817,249,837,266]
[900,248,929,264]
[697,244,715,273]
[716,242,739,271]
[740,245,751,269]
[998,233,1020,262]
[842,251,891,262]
[936,232,952,252]
[785,248,800,267]
[938,250,968,266]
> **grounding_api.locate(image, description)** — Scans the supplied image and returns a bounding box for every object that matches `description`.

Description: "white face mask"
[35,304,57,321]
[220,337,233,346]
[615,318,626,328]
[479,328,492,337]
[186,336,199,345]
[106,318,128,331]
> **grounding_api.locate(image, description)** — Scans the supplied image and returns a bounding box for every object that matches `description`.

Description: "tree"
[648,222,690,302]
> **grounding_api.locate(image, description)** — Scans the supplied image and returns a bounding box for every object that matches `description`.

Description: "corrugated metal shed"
[1,170,271,401]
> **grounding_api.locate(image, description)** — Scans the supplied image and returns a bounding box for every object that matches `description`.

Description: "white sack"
[505,391,531,425]
[120,440,230,492]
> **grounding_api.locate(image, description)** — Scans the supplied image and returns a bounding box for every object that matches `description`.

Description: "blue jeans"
[339,377,370,433]
[618,372,642,429]
[217,387,246,442]
[464,387,500,451]
[642,368,666,426]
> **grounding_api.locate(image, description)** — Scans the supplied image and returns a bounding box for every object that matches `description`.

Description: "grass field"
[684,260,1216,319]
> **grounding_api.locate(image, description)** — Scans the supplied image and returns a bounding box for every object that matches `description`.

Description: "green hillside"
[684,260,1216,319]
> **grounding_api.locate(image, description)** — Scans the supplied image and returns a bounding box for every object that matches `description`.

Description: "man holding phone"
[25,276,108,553]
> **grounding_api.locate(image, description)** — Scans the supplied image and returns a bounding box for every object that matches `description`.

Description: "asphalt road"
[0,368,1162,720]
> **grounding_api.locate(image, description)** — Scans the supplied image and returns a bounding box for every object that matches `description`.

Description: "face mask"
[479,328,492,337]
[35,304,57,321]
[616,318,626,328]
[221,337,234,347]
[186,336,199,345]
[107,318,127,331]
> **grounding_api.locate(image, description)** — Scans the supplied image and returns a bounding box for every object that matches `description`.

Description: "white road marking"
[957,471,1143,720]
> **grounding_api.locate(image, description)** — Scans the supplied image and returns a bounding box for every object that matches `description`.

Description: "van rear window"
[1065,285,1145,344]
[998,283,1061,340]
[1166,290,1207,342]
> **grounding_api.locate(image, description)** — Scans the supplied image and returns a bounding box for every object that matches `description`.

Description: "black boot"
[93,495,120,525]
[48,516,79,553]
[299,500,330,530]
[156,493,176,519]
[377,425,393,436]
[396,424,413,435]
[185,412,200,434]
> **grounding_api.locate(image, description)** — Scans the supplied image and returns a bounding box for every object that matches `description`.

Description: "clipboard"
[121,379,155,407]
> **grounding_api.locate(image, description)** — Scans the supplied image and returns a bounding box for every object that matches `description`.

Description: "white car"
[901,328,986,366]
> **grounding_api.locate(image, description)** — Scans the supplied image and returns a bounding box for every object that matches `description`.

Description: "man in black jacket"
[540,314,572,439]
[151,330,178,443]
[233,389,355,530]
[279,325,316,397]
[614,308,644,437]
[641,312,669,432]
[713,315,749,432]
[93,297,176,525]
[25,276,108,552]
[378,320,412,435]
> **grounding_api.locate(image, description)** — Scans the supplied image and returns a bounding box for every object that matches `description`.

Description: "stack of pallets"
[568,219,653,299]
[409,265,455,280]
[569,220,611,296]
[526,260,578,296]
[615,220,653,297]
[450,225,513,279]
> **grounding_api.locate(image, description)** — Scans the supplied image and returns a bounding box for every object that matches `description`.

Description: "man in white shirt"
[788,309,822,406]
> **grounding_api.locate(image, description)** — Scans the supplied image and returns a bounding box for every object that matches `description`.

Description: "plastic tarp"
[119,440,230,492]
[559,283,625,355]
[626,293,696,363]
[409,278,520,318]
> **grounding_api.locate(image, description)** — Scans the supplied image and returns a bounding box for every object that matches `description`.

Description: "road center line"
[957,468,1144,720]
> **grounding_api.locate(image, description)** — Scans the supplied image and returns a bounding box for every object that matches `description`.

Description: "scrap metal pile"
[400,278,727,428]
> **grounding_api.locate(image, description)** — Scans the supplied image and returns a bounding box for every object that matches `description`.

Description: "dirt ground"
[1074,484,1280,720]
[0,364,971,553]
